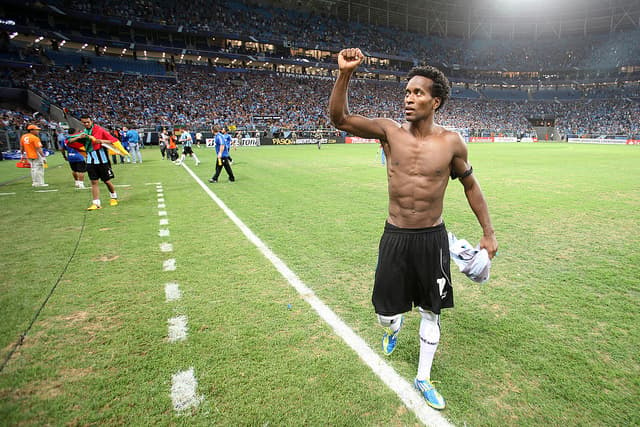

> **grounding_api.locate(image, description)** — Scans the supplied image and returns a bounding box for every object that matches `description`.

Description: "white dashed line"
[163,258,176,271]
[168,315,188,342]
[165,282,182,302]
[171,368,203,412]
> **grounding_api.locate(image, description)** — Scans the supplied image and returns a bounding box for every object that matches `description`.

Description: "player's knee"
[377,313,402,329]
[418,307,440,344]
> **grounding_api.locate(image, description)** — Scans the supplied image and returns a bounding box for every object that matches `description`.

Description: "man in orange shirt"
[20,124,48,187]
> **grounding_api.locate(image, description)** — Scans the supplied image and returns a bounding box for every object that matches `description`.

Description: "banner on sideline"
[568,138,628,145]
[345,137,380,144]
[261,137,343,145]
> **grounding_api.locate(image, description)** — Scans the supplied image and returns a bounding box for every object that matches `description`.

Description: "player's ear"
[433,97,441,111]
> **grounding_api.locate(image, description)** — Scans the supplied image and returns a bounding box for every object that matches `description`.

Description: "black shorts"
[86,163,114,182]
[182,146,194,155]
[372,221,453,316]
[69,161,87,173]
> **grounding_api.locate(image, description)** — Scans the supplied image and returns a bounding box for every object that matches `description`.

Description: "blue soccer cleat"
[381,315,403,355]
[414,378,446,410]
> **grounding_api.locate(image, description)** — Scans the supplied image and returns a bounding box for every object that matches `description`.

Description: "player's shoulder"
[438,126,465,145]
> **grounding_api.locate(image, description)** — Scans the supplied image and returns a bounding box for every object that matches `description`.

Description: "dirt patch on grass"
[94,255,120,262]
[10,367,94,401]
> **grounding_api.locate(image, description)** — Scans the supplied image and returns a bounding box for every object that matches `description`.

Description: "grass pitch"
[0,142,638,426]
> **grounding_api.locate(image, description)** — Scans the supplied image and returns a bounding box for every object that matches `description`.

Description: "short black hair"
[407,65,450,112]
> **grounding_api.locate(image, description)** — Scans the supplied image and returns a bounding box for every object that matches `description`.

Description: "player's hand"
[480,234,498,259]
[338,48,364,73]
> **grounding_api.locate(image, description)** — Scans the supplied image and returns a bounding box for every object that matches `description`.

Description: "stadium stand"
[0,0,639,141]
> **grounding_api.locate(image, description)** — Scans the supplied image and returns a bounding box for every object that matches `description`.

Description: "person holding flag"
[68,116,128,210]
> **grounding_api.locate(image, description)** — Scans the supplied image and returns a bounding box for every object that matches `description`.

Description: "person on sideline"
[329,48,498,410]
[176,127,200,165]
[167,131,178,161]
[61,127,87,189]
[208,126,235,183]
[20,124,48,187]
[68,116,121,210]
[125,126,142,163]
[159,128,168,160]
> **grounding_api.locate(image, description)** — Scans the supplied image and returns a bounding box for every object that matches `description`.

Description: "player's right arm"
[329,48,395,140]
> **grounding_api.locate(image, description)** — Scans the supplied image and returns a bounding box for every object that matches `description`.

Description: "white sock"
[416,312,440,381]
[192,154,200,163]
[110,192,117,199]
[93,199,101,206]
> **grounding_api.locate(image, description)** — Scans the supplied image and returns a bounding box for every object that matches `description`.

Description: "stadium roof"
[275,0,640,38]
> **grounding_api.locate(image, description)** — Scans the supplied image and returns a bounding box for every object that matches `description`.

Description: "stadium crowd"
[6,65,638,138]
[2,0,638,141]
[55,0,640,72]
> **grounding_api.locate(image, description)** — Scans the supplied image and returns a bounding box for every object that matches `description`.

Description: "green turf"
[1,142,638,426]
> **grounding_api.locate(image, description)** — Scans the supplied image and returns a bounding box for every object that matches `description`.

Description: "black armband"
[451,165,473,180]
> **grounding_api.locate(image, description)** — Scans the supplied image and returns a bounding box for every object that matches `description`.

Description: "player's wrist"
[482,227,495,237]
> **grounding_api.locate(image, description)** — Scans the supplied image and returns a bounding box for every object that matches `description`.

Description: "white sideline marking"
[158,210,167,216]
[156,188,163,192]
[160,242,173,252]
[158,198,165,203]
[35,189,58,193]
[181,164,453,427]
[165,282,182,301]
[163,258,176,271]
[115,184,131,188]
[171,368,203,412]
[160,218,169,225]
[158,203,166,209]
[159,229,170,237]
[168,315,188,342]
[0,192,16,196]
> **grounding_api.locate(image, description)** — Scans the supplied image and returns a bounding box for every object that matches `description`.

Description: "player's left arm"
[450,133,498,258]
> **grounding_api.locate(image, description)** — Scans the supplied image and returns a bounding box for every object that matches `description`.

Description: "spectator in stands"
[329,48,497,411]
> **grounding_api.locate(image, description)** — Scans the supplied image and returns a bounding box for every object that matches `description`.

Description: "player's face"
[404,76,440,122]
[81,118,93,129]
